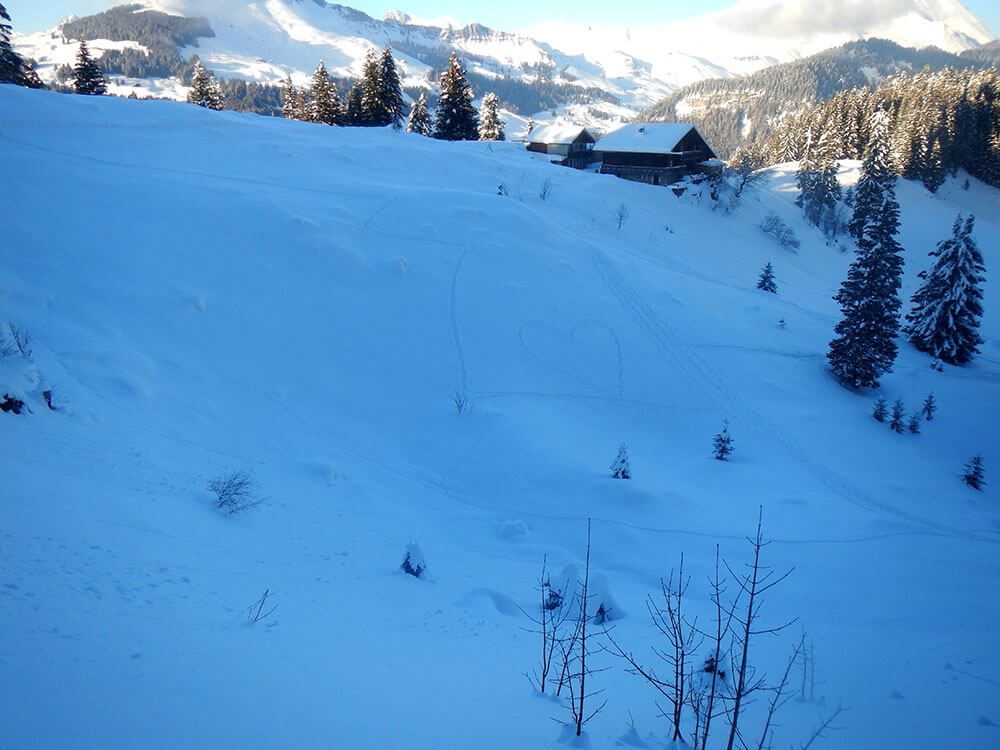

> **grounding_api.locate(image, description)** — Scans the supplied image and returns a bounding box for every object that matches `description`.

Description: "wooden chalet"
[525,123,598,169]
[594,123,720,186]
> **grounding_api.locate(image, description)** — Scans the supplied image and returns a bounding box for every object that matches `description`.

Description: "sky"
[7,0,1000,37]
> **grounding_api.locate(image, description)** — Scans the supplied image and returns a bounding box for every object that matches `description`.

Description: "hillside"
[640,38,992,159]
[2,87,999,749]
[12,0,997,130]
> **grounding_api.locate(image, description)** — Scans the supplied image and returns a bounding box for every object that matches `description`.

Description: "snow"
[1,86,999,749]
[594,123,699,154]
[527,123,595,145]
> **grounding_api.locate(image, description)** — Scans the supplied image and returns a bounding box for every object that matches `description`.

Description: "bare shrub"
[522,555,575,694]
[7,323,33,359]
[208,469,260,514]
[247,588,277,623]
[615,202,630,230]
[761,211,800,251]
[539,177,552,201]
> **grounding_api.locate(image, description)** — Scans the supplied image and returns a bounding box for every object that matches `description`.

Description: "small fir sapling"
[610,443,631,479]
[756,261,777,293]
[963,455,985,490]
[889,399,906,433]
[712,421,734,461]
[401,542,427,577]
[907,413,921,434]
[872,397,888,422]
[922,393,936,421]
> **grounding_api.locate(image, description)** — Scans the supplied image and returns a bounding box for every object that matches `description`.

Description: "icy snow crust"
[1,87,999,748]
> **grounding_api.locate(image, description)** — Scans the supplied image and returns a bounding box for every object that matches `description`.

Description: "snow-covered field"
[1,86,998,749]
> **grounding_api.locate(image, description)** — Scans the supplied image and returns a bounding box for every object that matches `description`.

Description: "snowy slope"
[2,87,999,749]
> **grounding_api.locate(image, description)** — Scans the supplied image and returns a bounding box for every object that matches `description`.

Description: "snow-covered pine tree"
[922,393,936,421]
[280,75,297,119]
[905,214,985,365]
[293,86,309,121]
[344,82,364,125]
[812,130,842,237]
[920,132,946,194]
[828,111,905,389]
[378,46,403,128]
[756,261,777,293]
[308,61,341,125]
[73,40,107,96]
[406,92,432,136]
[610,443,631,479]
[712,421,734,461]
[434,53,478,141]
[478,92,505,141]
[889,399,906,433]
[187,60,222,110]
[0,3,42,87]
[872,397,887,422]
[359,49,382,126]
[963,454,985,490]
[907,413,921,434]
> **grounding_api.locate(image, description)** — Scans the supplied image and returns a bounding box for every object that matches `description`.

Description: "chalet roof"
[526,123,596,145]
[594,123,702,154]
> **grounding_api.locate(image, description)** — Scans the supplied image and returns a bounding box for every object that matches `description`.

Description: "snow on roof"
[594,123,699,154]
[526,123,595,145]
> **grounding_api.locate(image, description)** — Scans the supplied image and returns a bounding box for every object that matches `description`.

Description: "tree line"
[750,66,1000,189]
[280,49,506,141]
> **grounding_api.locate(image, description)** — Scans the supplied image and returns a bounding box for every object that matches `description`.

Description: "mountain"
[639,38,995,159]
[11,0,997,131]
[962,38,1000,64]
[3,82,999,750]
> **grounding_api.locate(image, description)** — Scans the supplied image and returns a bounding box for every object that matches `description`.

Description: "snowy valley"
[1,80,999,749]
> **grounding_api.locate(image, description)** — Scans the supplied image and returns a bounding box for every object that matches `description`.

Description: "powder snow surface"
[1,86,998,749]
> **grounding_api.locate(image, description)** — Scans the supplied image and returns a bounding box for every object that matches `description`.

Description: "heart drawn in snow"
[518,319,624,397]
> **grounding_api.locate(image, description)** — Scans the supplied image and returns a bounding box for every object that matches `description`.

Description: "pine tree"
[812,130,842,237]
[922,393,936,421]
[905,214,985,365]
[872,397,887,422]
[434,53,478,141]
[359,49,382,126]
[610,443,631,479]
[712,421,734,461]
[73,40,107,96]
[280,75,298,119]
[756,261,777,293]
[889,399,905,433]
[478,92,505,141]
[907,413,921,434]
[828,111,905,389]
[0,3,42,87]
[308,61,341,125]
[920,132,946,194]
[378,45,403,128]
[406,92,432,135]
[344,82,364,125]
[187,60,222,110]
[963,454,985,490]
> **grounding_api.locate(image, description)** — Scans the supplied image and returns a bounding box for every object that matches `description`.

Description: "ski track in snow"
[586,245,998,544]
[516,318,625,397]
[450,244,474,394]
